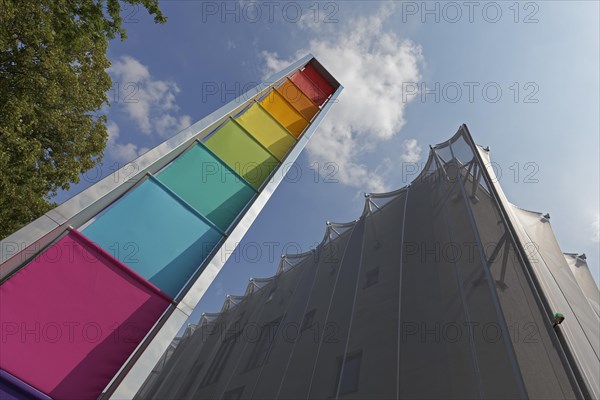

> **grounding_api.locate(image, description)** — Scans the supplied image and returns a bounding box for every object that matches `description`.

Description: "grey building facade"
[136,126,599,400]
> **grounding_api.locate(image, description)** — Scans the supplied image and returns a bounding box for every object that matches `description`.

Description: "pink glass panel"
[0,230,170,399]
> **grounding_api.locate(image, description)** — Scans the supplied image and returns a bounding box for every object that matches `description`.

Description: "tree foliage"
[0,0,165,239]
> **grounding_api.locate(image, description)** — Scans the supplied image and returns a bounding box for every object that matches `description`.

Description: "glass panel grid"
[156,144,255,232]
[82,179,224,298]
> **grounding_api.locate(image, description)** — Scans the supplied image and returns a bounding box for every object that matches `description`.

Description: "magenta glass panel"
[0,230,170,400]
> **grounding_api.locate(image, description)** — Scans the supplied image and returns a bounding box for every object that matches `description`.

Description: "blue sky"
[55,1,599,325]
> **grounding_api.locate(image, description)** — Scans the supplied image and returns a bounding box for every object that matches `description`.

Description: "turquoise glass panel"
[82,179,224,298]
[156,144,255,232]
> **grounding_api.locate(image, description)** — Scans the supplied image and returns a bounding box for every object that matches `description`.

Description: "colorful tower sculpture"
[0,55,342,399]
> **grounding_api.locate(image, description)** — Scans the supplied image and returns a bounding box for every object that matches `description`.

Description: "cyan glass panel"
[204,120,280,190]
[82,179,224,298]
[156,144,255,232]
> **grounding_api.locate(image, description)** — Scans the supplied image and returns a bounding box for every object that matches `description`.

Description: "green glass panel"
[156,144,256,232]
[204,120,280,190]
[236,103,296,161]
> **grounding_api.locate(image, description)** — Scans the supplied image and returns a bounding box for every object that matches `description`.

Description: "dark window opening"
[230,312,246,336]
[222,385,245,400]
[176,359,204,396]
[200,333,238,387]
[245,317,282,371]
[335,350,362,396]
[266,286,277,303]
[301,309,316,332]
[363,268,379,289]
[206,322,220,337]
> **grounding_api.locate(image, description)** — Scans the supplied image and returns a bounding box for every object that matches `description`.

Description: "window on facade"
[177,359,204,396]
[335,350,362,396]
[301,309,316,332]
[206,322,220,337]
[222,385,245,400]
[363,267,379,289]
[230,312,246,336]
[245,317,282,371]
[266,286,277,303]
[200,333,238,387]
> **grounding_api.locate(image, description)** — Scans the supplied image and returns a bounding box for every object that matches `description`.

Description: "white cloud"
[261,4,423,192]
[215,281,224,296]
[592,214,600,243]
[154,114,192,137]
[400,138,422,163]
[297,11,325,32]
[108,55,191,136]
[262,51,290,77]
[105,120,147,163]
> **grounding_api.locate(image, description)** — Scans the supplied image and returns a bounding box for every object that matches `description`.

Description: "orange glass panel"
[277,79,319,121]
[260,90,308,138]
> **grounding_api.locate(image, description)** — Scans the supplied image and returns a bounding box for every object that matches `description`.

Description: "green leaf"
[0,0,166,239]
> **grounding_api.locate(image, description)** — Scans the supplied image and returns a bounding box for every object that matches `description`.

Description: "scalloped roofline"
[197,125,474,323]
[194,124,594,331]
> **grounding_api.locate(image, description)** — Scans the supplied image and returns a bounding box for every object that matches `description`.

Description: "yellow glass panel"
[236,103,296,161]
[204,120,279,190]
[260,90,308,138]
[278,79,319,121]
